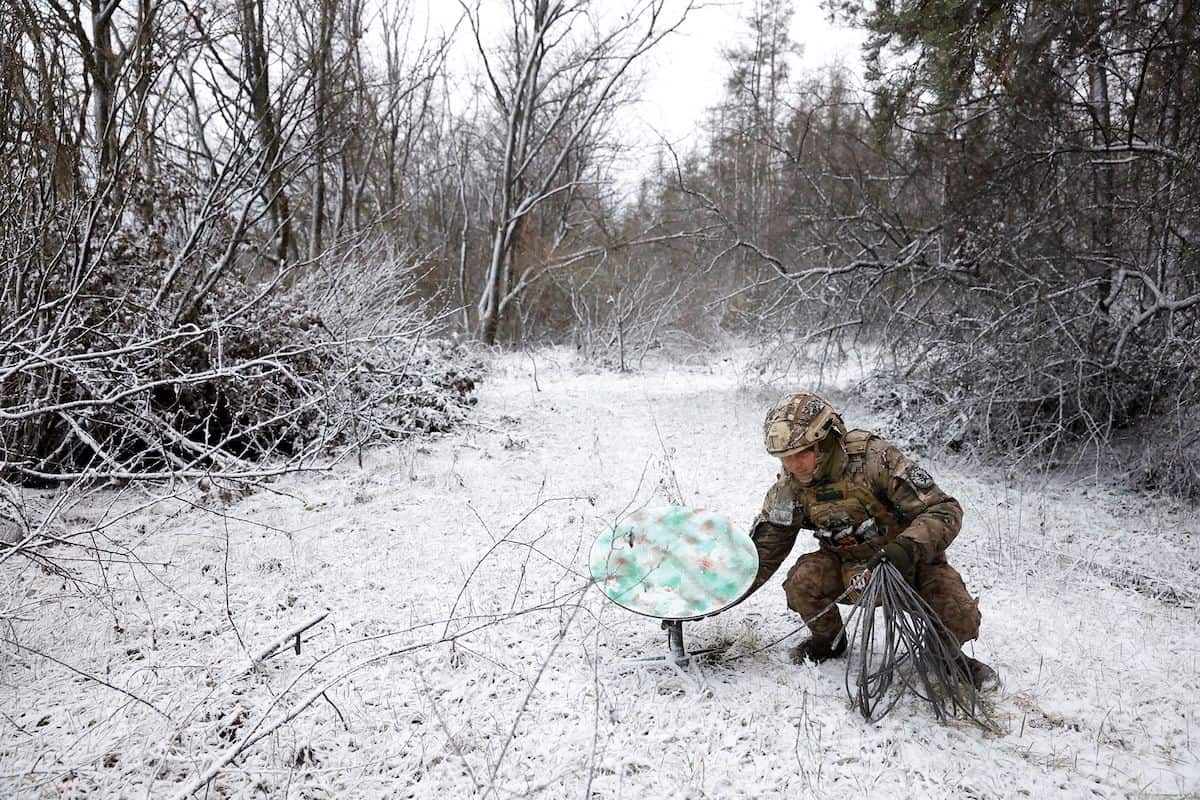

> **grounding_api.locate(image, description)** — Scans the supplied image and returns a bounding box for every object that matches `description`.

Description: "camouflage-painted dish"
[590,506,758,620]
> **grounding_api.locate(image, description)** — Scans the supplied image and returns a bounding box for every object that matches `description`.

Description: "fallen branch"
[246,610,331,670]
[2,638,172,720]
[170,583,592,798]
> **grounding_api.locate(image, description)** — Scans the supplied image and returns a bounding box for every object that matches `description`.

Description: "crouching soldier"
[747,392,998,689]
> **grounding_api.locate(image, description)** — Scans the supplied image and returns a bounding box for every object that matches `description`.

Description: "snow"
[1,345,1198,798]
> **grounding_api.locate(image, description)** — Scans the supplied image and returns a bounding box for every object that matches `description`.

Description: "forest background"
[2,1,1200,796]
[2,0,1199,508]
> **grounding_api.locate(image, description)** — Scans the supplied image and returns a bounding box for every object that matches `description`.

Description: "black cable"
[721,582,860,662]
[844,563,994,729]
[717,562,994,730]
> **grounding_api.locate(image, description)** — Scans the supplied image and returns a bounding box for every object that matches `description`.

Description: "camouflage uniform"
[751,399,981,648]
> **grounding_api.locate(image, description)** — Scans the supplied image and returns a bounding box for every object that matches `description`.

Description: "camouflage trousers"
[782,548,982,646]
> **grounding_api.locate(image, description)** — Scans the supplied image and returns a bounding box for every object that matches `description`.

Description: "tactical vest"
[798,430,904,562]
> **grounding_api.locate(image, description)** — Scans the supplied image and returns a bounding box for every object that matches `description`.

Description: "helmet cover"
[763,393,846,457]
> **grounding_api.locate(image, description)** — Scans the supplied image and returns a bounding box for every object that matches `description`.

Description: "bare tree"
[0,0,472,489]
[240,0,294,266]
[461,0,694,344]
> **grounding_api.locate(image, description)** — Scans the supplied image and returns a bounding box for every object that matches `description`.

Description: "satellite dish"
[590,506,758,663]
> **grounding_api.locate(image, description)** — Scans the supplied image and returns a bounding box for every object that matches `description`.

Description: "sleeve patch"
[896,461,945,504]
[906,464,934,491]
[768,496,793,525]
[764,480,796,525]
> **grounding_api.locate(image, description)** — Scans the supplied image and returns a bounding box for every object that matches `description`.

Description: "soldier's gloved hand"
[868,538,919,584]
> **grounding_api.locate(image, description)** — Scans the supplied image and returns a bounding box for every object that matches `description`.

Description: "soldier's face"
[780,448,819,483]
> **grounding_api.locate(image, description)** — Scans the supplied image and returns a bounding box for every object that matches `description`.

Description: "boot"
[957,655,1000,691]
[790,635,847,664]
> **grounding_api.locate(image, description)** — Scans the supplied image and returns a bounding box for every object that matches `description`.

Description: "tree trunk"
[478,227,509,345]
[1084,0,1115,322]
[241,0,292,265]
[309,0,335,262]
[132,0,159,221]
[90,0,118,181]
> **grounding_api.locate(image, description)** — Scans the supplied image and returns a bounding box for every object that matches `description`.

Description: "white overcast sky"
[631,2,866,146]
[412,1,866,190]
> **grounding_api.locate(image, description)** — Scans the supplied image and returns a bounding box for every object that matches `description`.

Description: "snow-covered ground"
[2,346,1198,799]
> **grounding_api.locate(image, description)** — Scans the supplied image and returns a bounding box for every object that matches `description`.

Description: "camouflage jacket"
[749,429,963,592]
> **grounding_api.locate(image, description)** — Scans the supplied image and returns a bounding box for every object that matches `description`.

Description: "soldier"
[748,392,998,689]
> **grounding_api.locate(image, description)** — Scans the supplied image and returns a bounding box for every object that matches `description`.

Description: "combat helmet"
[763,393,846,457]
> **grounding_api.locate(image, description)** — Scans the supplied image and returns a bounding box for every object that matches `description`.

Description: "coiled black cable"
[841,562,993,729]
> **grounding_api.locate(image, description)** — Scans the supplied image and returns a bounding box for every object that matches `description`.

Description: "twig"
[1,638,172,720]
[246,610,331,669]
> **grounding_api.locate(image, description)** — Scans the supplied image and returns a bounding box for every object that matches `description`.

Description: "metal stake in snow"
[589,506,758,666]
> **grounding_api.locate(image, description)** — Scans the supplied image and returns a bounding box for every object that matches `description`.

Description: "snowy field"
[2,345,1198,799]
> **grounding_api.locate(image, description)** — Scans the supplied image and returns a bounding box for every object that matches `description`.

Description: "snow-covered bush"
[854,314,1199,497]
[0,204,479,483]
[1134,402,1200,499]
